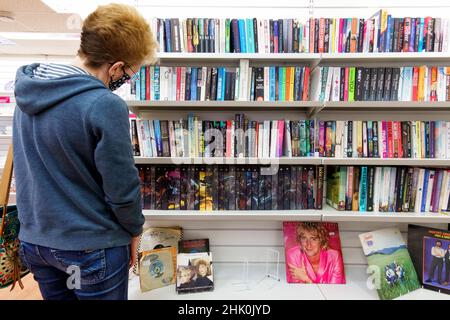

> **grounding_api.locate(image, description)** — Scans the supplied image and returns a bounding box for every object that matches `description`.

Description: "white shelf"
[143,210,323,221]
[322,209,450,223]
[127,263,450,300]
[134,157,323,165]
[0,135,12,139]
[134,157,450,167]
[142,207,449,223]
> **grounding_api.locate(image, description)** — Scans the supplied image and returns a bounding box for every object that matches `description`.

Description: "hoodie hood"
[14,63,108,115]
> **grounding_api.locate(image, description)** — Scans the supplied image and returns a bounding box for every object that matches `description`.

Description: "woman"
[286,222,345,284]
[14,4,158,300]
[193,259,213,287]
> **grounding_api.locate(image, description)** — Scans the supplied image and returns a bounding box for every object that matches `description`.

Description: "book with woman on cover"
[283,221,346,284]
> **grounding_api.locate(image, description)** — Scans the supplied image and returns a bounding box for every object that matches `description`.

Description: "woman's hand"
[288,262,312,283]
[129,235,141,268]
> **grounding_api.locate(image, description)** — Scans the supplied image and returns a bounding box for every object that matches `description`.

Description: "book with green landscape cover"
[359,228,421,300]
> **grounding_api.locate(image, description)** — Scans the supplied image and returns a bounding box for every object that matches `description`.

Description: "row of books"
[313,66,450,102]
[137,165,324,211]
[130,116,450,159]
[129,64,310,102]
[149,11,450,54]
[326,166,450,213]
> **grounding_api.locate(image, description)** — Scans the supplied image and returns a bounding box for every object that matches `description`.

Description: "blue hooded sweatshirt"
[13,63,145,250]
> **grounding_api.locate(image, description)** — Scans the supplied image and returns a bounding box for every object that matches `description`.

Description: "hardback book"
[176,252,214,294]
[139,246,177,292]
[359,228,421,300]
[407,224,450,294]
[283,221,345,284]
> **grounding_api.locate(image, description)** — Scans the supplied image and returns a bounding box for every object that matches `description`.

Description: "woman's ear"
[108,61,125,79]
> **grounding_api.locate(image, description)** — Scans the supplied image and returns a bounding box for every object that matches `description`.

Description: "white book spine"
[362,121,368,157]
[264,19,270,53]
[447,121,450,158]
[230,120,235,158]
[136,120,145,157]
[411,121,418,159]
[331,67,341,101]
[380,167,390,211]
[415,169,425,212]
[335,121,344,158]
[373,166,381,212]
[235,67,240,100]
[264,67,270,101]
[258,122,264,158]
[168,121,176,157]
[144,120,153,157]
[257,19,263,53]
[324,67,334,102]
[238,59,250,101]
[438,67,447,101]
[179,19,185,53]
[215,19,220,53]
[439,170,449,212]
[263,120,271,158]
[178,120,185,157]
[388,167,397,212]
[425,170,435,212]
[270,120,278,158]
[220,19,225,53]
[441,170,450,212]
[398,67,404,101]
[180,67,186,101]
[352,120,358,158]
[310,67,322,101]
[159,20,165,52]
[201,67,207,101]
[305,20,310,53]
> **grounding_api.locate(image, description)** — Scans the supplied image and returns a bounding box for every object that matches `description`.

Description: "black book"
[205,67,212,101]
[425,122,430,158]
[368,68,378,101]
[180,165,188,210]
[186,165,193,210]
[283,166,291,210]
[307,166,315,209]
[209,19,215,53]
[366,166,375,212]
[205,165,213,211]
[271,167,278,210]
[160,120,171,157]
[264,171,272,210]
[210,68,218,100]
[372,121,379,158]
[185,67,192,101]
[295,166,303,209]
[245,166,252,210]
[390,68,401,101]
[193,166,200,210]
[406,121,412,158]
[155,166,168,210]
[339,67,346,101]
[393,18,400,52]
[362,67,371,101]
[254,67,264,101]
[231,19,240,53]
[277,166,285,210]
[293,20,299,53]
[414,18,420,52]
[290,166,296,210]
[212,165,219,210]
[324,18,330,53]
[355,67,364,101]
[251,166,259,210]
[230,72,236,101]
[375,67,385,101]
[169,166,180,210]
[427,18,435,52]
[236,166,245,210]
[258,168,265,210]
[269,19,274,53]
[347,121,353,157]
[398,18,404,52]
[253,18,259,53]
[218,166,225,210]
[316,166,324,210]
[228,166,235,210]
[383,68,392,101]
[395,167,406,212]
[401,122,409,158]
[278,19,284,53]
[204,18,209,53]
[131,119,140,156]
[403,167,414,212]
[302,166,308,209]
[220,121,227,157]
[357,18,365,52]
[314,19,319,53]
[225,71,232,101]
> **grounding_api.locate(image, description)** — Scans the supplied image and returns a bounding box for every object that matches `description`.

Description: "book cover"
[176,252,214,294]
[359,228,421,300]
[283,222,345,284]
[407,224,450,294]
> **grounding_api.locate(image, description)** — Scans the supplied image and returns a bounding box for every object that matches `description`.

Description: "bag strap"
[0,144,14,238]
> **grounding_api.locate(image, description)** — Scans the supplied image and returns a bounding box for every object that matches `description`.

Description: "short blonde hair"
[78,3,158,68]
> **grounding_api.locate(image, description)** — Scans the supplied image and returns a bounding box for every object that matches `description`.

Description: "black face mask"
[109,67,130,91]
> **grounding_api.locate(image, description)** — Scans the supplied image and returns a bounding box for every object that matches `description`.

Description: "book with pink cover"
[283,221,346,284]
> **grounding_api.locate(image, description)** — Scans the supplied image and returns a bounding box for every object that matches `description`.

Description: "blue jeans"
[19,241,130,300]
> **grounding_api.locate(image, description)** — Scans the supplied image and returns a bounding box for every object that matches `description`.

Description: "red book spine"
[277,120,285,157]
[397,121,403,158]
[412,67,419,101]
[145,66,150,100]
[393,121,399,158]
[176,67,181,101]
[403,17,411,52]
[309,18,315,53]
[387,121,394,158]
[302,67,310,101]
[318,18,325,53]
[430,66,438,101]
